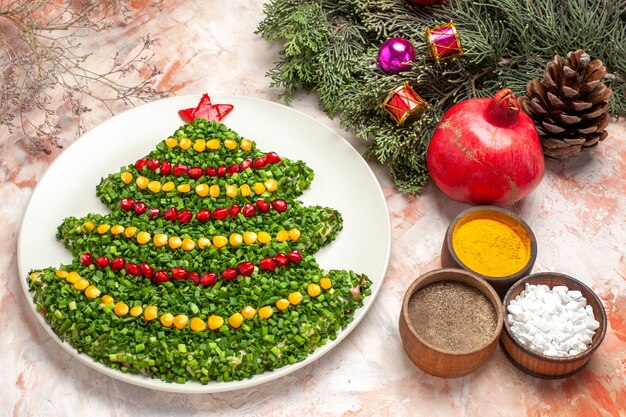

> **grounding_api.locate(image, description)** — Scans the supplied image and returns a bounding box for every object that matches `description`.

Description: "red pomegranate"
[426,88,545,206]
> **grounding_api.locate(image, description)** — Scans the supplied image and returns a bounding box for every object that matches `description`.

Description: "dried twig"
[0,0,169,154]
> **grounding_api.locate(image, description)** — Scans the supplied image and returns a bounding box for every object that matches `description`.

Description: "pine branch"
[258,0,626,193]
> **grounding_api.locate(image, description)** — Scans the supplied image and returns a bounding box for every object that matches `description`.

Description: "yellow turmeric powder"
[452,217,530,277]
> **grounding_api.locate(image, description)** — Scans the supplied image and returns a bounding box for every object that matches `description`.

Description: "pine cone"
[519,50,612,160]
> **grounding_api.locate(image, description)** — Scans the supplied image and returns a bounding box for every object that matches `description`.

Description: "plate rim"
[17,94,391,393]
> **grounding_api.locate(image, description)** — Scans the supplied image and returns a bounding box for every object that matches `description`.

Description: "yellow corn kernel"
[160,312,174,327]
[208,315,224,330]
[97,224,111,234]
[136,231,151,245]
[30,272,42,281]
[307,283,321,298]
[225,184,238,198]
[243,231,257,245]
[288,292,303,306]
[165,137,178,148]
[179,137,192,150]
[276,230,289,242]
[229,233,243,246]
[144,305,158,321]
[153,233,168,247]
[190,317,207,331]
[181,237,196,251]
[124,226,138,238]
[195,183,209,197]
[240,139,252,151]
[212,235,228,248]
[320,277,333,290]
[162,181,175,192]
[209,184,220,198]
[148,180,162,193]
[264,178,278,192]
[288,228,301,241]
[276,299,290,311]
[228,312,244,329]
[111,225,125,235]
[74,278,90,291]
[85,285,101,299]
[177,183,191,193]
[241,306,257,319]
[130,305,143,317]
[101,295,114,306]
[224,139,237,150]
[253,182,266,195]
[66,272,80,284]
[55,270,68,279]
[168,236,182,249]
[136,176,149,189]
[257,231,271,244]
[258,306,273,319]
[207,139,220,150]
[197,237,212,249]
[120,172,133,184]
[114,301,129,316]
[82,221,95,232]
[240,184,251,197]
[173,314,189,330]
[193,139,206,152]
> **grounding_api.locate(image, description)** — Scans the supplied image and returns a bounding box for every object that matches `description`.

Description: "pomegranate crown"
[487,88,520,127]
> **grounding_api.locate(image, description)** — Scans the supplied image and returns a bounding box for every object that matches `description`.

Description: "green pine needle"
[258,0,626,194]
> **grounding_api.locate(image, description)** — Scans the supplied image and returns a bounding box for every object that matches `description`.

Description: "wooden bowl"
[399,268,504,378]
[501,272,607,379]
[441,206,537,298]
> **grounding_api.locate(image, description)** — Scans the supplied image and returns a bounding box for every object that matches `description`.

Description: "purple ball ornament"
[376,37,416,74]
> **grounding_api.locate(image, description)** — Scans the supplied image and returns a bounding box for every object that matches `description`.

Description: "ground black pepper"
[407,281,497,352]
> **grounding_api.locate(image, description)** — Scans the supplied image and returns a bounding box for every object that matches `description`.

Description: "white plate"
[18,95,390,393]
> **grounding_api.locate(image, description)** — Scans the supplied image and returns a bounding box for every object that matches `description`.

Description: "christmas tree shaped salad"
[27,95,371,384]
